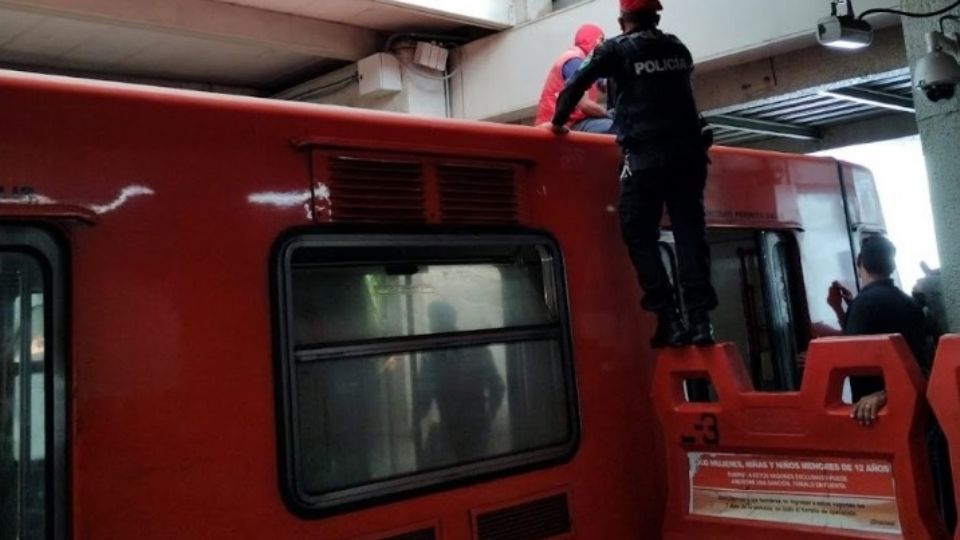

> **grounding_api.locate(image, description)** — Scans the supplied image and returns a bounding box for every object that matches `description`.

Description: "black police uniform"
[843,278,929,399]
[553,27,718,317]
[842,278,955,530]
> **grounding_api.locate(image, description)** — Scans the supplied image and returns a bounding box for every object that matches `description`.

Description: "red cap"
[620,0,663,12]
[574,24,605,54]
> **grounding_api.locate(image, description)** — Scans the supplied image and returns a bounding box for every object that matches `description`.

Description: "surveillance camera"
[914,31,960,102]
[914,50,960,102]
[921,82,956,102]
[816,15,873,49]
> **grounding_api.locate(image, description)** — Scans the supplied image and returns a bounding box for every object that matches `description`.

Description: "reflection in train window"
[275,234,579,514]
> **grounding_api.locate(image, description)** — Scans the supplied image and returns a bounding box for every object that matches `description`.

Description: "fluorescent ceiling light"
[816,15,873,50]
[372,0,514,29]
[826,40,871,50]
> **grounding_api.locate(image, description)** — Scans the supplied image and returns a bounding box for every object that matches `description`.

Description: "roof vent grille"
[327,156,426,223]
[437,163,518,224]
[475,493,571,540]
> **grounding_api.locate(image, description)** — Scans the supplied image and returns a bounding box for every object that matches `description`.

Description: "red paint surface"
[0,70,887,539]
[653,337,946,539]
[928,336,960,540]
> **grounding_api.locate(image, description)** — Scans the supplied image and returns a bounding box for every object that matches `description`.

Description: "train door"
[0,227,67,540]
[662,228,809,390]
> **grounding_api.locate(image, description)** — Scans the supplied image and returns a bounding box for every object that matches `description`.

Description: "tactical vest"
[608,29,702,157]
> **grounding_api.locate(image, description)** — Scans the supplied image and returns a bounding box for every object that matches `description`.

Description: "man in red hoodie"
[535,24,614,133]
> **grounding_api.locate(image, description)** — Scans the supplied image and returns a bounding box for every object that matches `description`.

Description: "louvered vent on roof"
[437,163,518,224]
[475,493,571,540]
[327,156,426,223]
[380,527,437,540]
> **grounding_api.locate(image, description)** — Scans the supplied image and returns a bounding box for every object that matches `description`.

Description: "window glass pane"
[760,232,801,390]
[664,229,803,391]
[0,253,46,540]
[292,247,557,345]
[295,340,569,494]
[708,231,761,372]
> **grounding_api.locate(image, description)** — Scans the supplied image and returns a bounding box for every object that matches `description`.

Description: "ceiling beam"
[707,115,823,140]
[819,87,916,113]
[0,60,265,95]
[0,0,383,62]
[737,112,919,154]
[697,26,908,115]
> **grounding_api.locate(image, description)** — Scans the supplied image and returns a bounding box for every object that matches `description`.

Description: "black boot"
[689,311,715,346]
[652,309,690,348]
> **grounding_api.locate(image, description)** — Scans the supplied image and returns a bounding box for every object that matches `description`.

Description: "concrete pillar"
[902,0,960,330]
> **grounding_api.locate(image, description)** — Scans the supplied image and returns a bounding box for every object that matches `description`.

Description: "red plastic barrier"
[653,336,946,540]
[928,335,960,540]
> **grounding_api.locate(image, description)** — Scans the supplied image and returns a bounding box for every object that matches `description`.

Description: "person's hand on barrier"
[851,390,887,426]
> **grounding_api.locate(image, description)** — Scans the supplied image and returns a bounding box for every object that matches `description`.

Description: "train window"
[661,229,807,391]
[291,261,556,344]
[274,233,579,514]
[0,228,67,540]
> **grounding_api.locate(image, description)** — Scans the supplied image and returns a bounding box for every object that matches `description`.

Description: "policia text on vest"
[635,57,690,74]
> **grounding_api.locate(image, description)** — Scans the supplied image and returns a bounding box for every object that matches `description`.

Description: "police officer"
[547,0,717,347]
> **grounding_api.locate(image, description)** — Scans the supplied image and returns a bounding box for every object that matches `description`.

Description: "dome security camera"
[914,31,960,103]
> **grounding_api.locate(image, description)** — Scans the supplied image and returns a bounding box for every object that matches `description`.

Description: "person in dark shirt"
[544,0,717,347]
[830,236,955,531]
[827,235,928,425]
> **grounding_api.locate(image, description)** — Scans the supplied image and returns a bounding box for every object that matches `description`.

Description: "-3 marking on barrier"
[681,413,720,446]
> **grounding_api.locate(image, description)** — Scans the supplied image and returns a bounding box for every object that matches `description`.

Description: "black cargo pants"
[618,153,718,315]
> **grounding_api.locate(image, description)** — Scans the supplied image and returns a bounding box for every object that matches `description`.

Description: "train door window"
[0,228,67,540]
[274,233,579,514]
[661,229,807,390]
[759,232,810,388]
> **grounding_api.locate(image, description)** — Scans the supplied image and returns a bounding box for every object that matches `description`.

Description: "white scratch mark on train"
[312,183,331,221]
[248,189,316,221]
[91,185,155,214]
[247,190,311,208]
[315,183,331,203]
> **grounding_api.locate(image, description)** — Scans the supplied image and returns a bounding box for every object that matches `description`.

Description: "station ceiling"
[0,0,501,92]
[709,70,915,147]
[0,0,918,152]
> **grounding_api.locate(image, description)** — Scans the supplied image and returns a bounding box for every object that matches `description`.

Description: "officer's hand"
[539,122,569,135]
[851,391,887,426]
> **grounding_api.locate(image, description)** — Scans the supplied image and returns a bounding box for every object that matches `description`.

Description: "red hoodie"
[535,24,604,126]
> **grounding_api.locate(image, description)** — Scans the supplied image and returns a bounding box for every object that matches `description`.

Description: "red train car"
[0,70,884,539]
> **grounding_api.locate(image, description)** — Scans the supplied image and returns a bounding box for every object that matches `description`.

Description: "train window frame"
[757,231,808,390]
[0,226,68,540]
[272,231,581,517]
[659,229,809,391]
